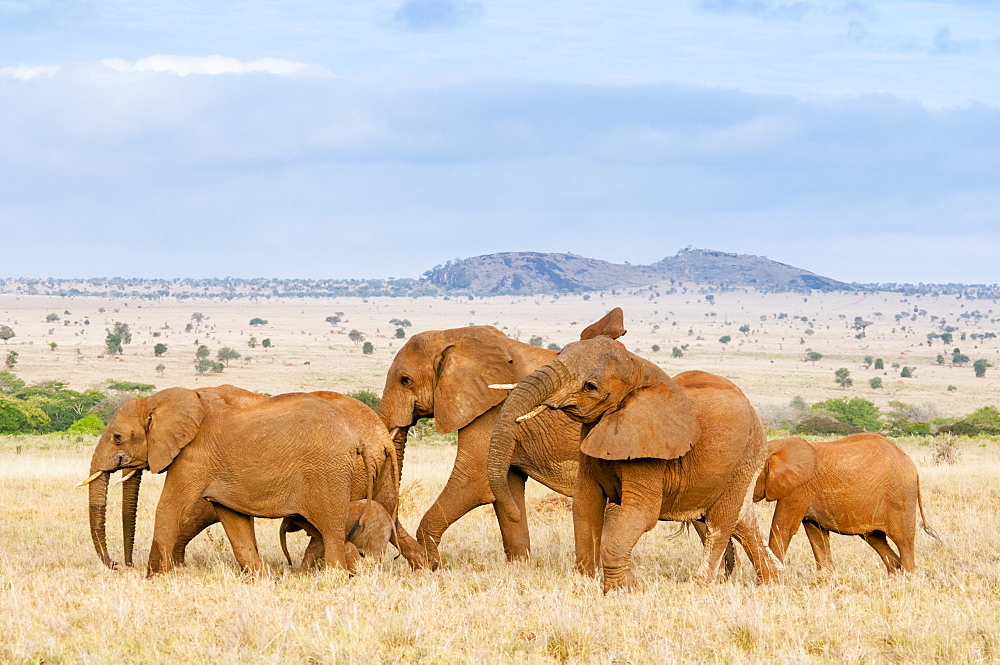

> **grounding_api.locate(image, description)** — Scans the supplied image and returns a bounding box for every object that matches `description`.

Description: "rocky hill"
[422,248,853,295]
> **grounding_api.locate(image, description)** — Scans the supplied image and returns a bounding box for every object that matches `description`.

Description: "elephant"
[487,334,782,593]
[378,310,630,568]
[279,499,396,571]
[754,434,939,573]
[79,385,409,575]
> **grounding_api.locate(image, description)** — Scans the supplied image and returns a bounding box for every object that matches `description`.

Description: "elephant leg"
[767,494,811,563]
[863,531,904,574]
[731,509,781,584]
[172,499,220,566]
[600,459,664,593]
[494,468,531,562]
[803,521,834,571]
[213,504,265,575]
[691,519,736,577]
[415,472,490,570]
[886,523,916,573]
[148,487,206,576]
[695,479,757,583]
[573,456,608,578]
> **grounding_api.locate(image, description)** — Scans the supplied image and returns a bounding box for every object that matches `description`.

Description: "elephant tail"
[279,517,294,566]
[916,475,941,541]
[385,441,401,559]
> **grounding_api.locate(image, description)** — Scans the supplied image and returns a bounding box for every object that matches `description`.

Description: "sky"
[1,1,998,284]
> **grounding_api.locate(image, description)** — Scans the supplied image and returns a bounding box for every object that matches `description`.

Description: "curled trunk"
[487,362,564,522]
[87,471,114,568]
[121,470,143,567]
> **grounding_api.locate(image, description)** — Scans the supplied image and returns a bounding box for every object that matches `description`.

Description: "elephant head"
[78,387,206,569]
[753,437,818,502]
[487,332,701,523]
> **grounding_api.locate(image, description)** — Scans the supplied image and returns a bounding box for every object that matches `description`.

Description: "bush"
[348,390,381,412]
[0,371,26,395]
[394,328,406,339]
[195,359,224,375]
[547,343,562,351]
[900,366,915,378]
[0,395,50,434]
[529,336,544,347]
[67,414,106,435]
[810,397,881,431]
[154,343,168,357]
[107,381,155,393]
[791,412,863,436]
[249,318,268,326]
[671,347,683,358]
[930,435,961,466]
[951,406,1000,436]
[718,336,731,344]
[869,377,883,389]
[874,358,884,370]
[362,341,374,355]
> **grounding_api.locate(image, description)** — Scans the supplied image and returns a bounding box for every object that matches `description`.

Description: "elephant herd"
[79,308,938,592]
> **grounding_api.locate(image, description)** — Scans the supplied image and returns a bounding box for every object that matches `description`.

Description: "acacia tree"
[0,325,15,343]
[974,359,992,378]
[217,347,241,366]
[348,330,365,345]
[154,343,168,357]
[834,367,853,389]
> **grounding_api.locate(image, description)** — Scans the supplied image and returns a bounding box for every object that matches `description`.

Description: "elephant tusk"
[74,471,104,487]
[516,405,548,423]
[112,469,138,485]
[488,384,518,390]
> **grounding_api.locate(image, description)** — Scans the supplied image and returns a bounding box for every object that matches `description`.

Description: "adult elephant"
[755,434,939,573]
[487,335,782,593]
[379,311,626,568]
[79,386,408,575]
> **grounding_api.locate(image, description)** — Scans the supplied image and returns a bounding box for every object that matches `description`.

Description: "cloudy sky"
[1,1,998,283]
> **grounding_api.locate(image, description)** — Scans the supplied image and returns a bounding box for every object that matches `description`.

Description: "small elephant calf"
[756,434,939,573]
[280,500,395,572]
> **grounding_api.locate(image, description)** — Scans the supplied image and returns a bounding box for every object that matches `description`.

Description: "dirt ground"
[2,286,997,420]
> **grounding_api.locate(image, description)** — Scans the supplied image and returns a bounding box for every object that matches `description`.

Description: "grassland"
[2,289,1000,662]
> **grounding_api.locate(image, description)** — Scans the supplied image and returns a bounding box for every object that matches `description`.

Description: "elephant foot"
[602,568,636,594]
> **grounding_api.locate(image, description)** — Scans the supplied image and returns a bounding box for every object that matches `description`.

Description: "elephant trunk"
[87,471,114,569]
[487,361,565,523]
[121,469,142,567]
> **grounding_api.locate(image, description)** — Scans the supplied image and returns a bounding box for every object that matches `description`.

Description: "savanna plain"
[1,288,999,662]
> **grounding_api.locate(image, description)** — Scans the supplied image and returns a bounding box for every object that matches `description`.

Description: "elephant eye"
[583,381,598,393]
[400,376,413,387]
[112,433,123,444]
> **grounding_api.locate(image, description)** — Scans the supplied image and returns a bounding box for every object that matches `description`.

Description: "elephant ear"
[580,307,627,340]
[146,388,207,473]
[581,381,700,461]
[763,438,817,501]
[433,331,517,433]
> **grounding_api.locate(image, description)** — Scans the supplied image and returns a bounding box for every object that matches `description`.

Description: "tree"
[262,338,272,348]
[739,324,751,335]
[45,313,60,322]
[940,332,953,345]
[863,355,874,368]
[0,325,15,343]
[195,359,224,375]
[834,367,853,389]
[156,363,166,376]
[249,317,268,326]
[547,343,562,351]
[49,342,58,351]
[869,377,883,389]
[362,341,374,355]
[0,371,25,395]
[804,351,823,364]
[195,345,211,360]
[974,358,992,378]
[651,344,661,353]
[349,330,365,345]
[529,336,543,347]
[105,322,131,356]
[812,397,881,431]
[900,366,915,378]
[672,347,683,358]
[348,390,381,412]
[112,322,132,344]
[951,349,970,366]
[874,358,884,370]
[936,354,946,365]
[191,312,205,324]
[248,336,259,348]
[154,343,168,357]
[718,335,731,344]
[325,315,342,325]
[4,351,18,370]
[217,347,241,366]
[394,327,406,339]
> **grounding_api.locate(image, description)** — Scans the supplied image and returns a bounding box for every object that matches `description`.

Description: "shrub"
[718,335,731,344]
[873,358,884,369]
[834,368,852,389]
[951,406,1000,436]
[811,397,881,431]
[195,345,210,359]
[154,343,168,357]
[974,359,992,378]
[195,359,224,375]
[529,336,543,347]
[4,350,17,370]
[349,390,381,412]
[651,345,660,353]
[671,347,683,358]
[791,412,863,436]
[930,435,961,466]
[0,324,15,343]
[394,328,406,339]
[869,377,883,389]
[0,395,50,434]
[107,381,155,393]
[0,371,26,395]
[261,338,272,348]
[900,366,915,378]
[67,414,106,435]
[362,341,374,355]
[249,318,268,326]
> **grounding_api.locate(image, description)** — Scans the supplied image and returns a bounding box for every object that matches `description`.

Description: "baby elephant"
[280,500,395,572]
[756,434,938,573]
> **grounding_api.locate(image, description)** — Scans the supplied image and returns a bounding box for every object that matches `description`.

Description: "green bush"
[791,412,863,436]
[810,397,881,431]
[0,395,50,434]
[67,414,106,435]
[950,406,1000,436]
[349,390,381,412]
[107,381,155,393]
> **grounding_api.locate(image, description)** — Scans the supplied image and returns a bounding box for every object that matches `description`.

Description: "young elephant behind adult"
[81,387,403,575]
[280,499,395,571]
[757,434,938,573]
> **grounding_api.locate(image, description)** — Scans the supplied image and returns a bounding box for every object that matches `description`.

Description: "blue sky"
[1,1,998,283]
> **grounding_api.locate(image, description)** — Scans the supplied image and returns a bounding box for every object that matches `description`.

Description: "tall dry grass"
[1,434,998,663]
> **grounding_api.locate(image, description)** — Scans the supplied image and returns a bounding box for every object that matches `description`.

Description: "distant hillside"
[5,248,997,299]
[422,249,853,295]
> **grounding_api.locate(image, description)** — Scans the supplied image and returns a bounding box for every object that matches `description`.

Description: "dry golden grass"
[2,290,1000,662]
[1,433,998,663]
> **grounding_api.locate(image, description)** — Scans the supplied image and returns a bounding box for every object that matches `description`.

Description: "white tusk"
[488,384,517,390]
[112,469,138,485]
[516,405,548,423]
[74,471,104,487]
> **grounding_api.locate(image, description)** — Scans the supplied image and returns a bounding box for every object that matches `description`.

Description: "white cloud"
[101,55,312,77]
[0,64,60,80]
